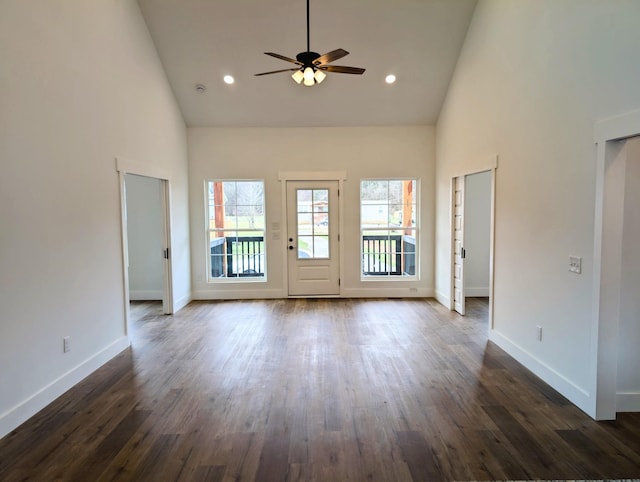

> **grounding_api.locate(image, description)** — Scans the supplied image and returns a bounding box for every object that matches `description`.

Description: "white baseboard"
[193,287,434,300]
[434,289,451,309]
[340,287,433,298]
[465,287,489,297]
[0,336,130,439]
[617,391,640,412]
[173,292,191,312]
[489,329,593,417]
[129,290,163,300]
[192,288,286,300]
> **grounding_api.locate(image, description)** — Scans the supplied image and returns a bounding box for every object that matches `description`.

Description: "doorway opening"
[593,116,640,419]
[117,158,173,335]
[449,161,496,328]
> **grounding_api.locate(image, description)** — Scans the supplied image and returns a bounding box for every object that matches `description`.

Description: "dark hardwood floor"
[1,297,639,481]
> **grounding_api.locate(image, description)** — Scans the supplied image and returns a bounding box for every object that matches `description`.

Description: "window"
[206,180,265,280]
[360,179,417,278]
[295,188,330,258]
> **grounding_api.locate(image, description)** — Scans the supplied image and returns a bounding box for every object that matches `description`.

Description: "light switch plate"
[569,256,582,274]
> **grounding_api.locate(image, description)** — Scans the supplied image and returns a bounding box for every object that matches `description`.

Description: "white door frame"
[278,171,347,297]
[449,156,498,329]
[116,157,174,335]
[452,175,466,315]
[591,109,640,419]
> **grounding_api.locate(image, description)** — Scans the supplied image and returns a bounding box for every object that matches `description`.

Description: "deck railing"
[210,236,265,278]
[210,234,415,278]
[362,234,415,276]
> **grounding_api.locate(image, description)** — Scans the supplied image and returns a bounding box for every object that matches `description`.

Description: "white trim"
[341,287,433,298]
[488,166,496,329]
[450,155,498,179]
[594,108,640,143]
[278,171,347,181]
[173,293,192,312]
[129,290,163,300]
[0,337,130,439]
[489,329,591,415]
[161,180,174,314]
[118,160,176,327]
[448,178,456,311]
[116,156,171,181]
[192,288,286,300]
[448,159,497,329]
[280,175,346,298]
[434,289,450,307]
[118,171,131,335]
[591,108,640,420]
[192,287,434,300]
[616,391,640,412]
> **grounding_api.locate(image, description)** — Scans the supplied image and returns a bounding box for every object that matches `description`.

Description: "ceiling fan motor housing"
[296,51,321,67]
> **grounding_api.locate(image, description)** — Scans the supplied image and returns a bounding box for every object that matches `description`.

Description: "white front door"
[453,176,466,315]
[286,181,340,296]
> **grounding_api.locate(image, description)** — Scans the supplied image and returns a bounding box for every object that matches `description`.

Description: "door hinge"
[461,247,466,259]
[338,233,340,242]
[164,248,170,259]
[338,278,341,286]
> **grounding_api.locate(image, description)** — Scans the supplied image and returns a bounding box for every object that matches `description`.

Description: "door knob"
[288,245,294,250]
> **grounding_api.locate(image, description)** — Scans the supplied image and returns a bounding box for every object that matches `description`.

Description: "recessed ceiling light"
[195,84,206,93]
[223,75,235,85]
[385,74,396,84]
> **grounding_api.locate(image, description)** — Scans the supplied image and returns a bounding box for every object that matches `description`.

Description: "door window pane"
[296,189,330,259]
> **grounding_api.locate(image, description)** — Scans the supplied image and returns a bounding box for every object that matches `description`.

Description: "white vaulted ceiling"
[137,0,477,127]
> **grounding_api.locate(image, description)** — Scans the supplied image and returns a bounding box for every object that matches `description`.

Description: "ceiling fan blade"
[254,68,300,76]
[318,65,366,75]
[313,48,349,66]
[264,52,302,65]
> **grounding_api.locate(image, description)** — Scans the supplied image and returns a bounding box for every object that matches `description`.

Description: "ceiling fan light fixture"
[292,69,304,84]
[303,66,315,82]
[314,69,326,84]
[254,0,365,84]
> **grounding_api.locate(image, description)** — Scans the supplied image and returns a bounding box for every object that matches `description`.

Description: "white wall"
[125,174,164,300]
[618,136,640,409]
[0,0,189,437]
[188,126,435,299]
[464,171,491,296]
[435,0,640,415]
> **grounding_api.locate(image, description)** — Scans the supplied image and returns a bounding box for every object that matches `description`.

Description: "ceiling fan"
[254,0,365,86]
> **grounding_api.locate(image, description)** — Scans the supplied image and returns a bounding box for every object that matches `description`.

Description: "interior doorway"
[450,166,496,322]
[286,180,340,296]
[117,158,173,335]
[592,110,640,420]
[596,135,640,417]
[124,174,165,303]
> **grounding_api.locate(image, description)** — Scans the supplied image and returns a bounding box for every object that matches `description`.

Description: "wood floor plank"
[1,297,640,481]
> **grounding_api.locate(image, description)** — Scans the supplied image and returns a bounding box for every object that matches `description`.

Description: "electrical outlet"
[536,325,542,342]
[569,256,582,274]
[63,336,70,353]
